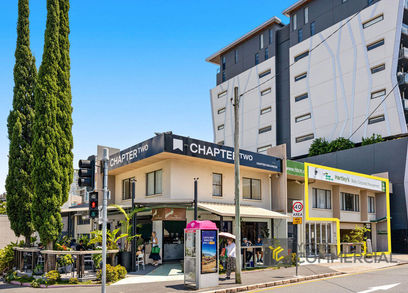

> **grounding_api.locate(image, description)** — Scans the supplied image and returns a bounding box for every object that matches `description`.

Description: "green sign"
[287,160,304,177]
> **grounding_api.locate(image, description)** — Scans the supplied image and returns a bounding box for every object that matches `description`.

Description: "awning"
[197,202,288,219]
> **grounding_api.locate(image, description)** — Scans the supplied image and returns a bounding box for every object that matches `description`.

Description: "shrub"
[45,270,61,285]
[69,277,79,284]
[31,280,40,288]
[328,137,354,153]
[308,138,330,156]
[115,265,127,279]
[362,134,384,146]
[57,254,74,267]
[0,242,18,274]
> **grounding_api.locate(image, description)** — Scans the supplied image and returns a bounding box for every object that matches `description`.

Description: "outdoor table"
[241,246,264,269]
[40,249,119,278]
[13,247,41,272]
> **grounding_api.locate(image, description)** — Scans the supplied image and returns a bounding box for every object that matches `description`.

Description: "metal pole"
[295,225,299,276]
[233,86,242,284]
[131,180,137,272]
[102,148,109,293]
[194,178,198,220]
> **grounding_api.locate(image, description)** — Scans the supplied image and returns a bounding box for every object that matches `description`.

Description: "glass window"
[234,50,238,64]
[265,47,269,60]
[363,14,384,29]
[371,89,386,99]
[368,196,375,213]
[341,193,359,211]
[212,173,222,197]
[295,72,307,82]
[367,39,384,51]
[260,106,272,115]
[294,51,309,62]
[218,107,226,114]
[243,178,261,200]
[222,56,226,70]
[257,145,271,153]
[146,170,162,196]
[371,64,385,74]
[222,71,226,82]
[296,133,314,143]
[293,14,297,31]
[261,88,271,96]
[218,91,227,99]
[259,69,271,78]
[77,216,90,225]
[217,124,224,130]
[295,93,308,102]
[298,28,303,42]
[255,53,259,65]
[295,113,311,123]
[304,7,309,24]
[368,115,385,124]
[269,29,273,44]
[259,34,264,50]
[310,21,316,36]
[312,188,331,209]
[122,177,135,200]
[259,125,272,134]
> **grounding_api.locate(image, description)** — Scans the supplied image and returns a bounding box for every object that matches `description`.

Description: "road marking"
[357,283,400,293]
[247,264,408,292]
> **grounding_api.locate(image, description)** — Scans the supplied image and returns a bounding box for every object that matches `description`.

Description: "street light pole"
[194,178,198,220]
[233,86,242,284]
[101,148,109,293]
[131,179,137,272]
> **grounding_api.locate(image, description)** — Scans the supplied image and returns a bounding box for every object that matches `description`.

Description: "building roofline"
[205,16,283,65]
[282,0,312,17]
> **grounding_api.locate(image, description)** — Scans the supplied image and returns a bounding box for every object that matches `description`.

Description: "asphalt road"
[248,264,408,293]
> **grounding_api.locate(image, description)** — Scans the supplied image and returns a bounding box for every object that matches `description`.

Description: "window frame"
[257,145,271,153]
[259,69,271,78]
[298,28,303,42]
[217,124,224,131]
[265,47,269,60]
[371,89,386,100]
[260,106,272,115]
[304,7,309,24]
[259,34,264,50]
[310,21,316,36]
[367,39,384,51]
[255,53,259,65]
[293,14,297,31]
[312,188,332,209]
[217,107,226,114]
[122,177,135,200]
[362,14,384,29]
[295,93,308,102]
[261,88,271,96]
[212,173,223,197]
[341,192,360,212]
[242,177,261,200]
[269,29,273,44]
[259,125,272,134]
[371,64,385,74]
[295,113,311,123]
[368,115,385,125]
[296,133,314,143]
[295,72,307,82]
[146,170,162,196]
[218,91,227,99]
[234,49,238,64]
[368,196,375,213]
[294,51,309,62]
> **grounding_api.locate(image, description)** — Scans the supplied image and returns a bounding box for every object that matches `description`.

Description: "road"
[248,264,408,293]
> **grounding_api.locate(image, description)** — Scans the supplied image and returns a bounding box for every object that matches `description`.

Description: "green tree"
[111,205,144,251]
[361,134,384,146]
[328,137,354,153]
[32,0,63,248]
[308,138,330,156]
[6,0,37,244]
[57,0,73,204]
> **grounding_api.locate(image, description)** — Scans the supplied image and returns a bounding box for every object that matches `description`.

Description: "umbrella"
[219,232,236,239]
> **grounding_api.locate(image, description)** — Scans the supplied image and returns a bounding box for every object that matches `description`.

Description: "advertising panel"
[201,230,217,274]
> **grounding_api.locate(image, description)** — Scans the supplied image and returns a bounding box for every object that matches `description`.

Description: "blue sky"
[0,1,291,193]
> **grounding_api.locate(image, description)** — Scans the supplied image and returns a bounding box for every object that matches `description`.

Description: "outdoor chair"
[136,253,145,271]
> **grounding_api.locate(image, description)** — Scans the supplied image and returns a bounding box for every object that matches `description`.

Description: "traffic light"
[78,156,95,191]
[89,191,98,219]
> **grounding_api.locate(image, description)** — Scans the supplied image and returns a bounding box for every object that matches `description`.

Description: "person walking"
[225,238,236,280]
[149,231,161,266]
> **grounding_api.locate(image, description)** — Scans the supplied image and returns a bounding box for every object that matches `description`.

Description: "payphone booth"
[184,220,219,290]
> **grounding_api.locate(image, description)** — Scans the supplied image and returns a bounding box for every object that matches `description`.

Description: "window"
[265,47,269,60]
[259,34,264,50]
[310,21,316,36]
[218,107,226,114]
[368,196,375,213]
[222,71,226,82]
[259,125,272,134]
[257,145,271,153]
[371,89,386,99]
[363,14,384,29]
[295,93,308,102]
[122,177,135,200]
[261,88,271,96]
[259,69,271,78]
[217,141,224,145]
[146,170,162,196]
[269,29,273,44]
[260,106,272,115]
[212,173,222,197]
[295,113,311,123]
[217,124,224,130]
[295,72,307,82]
[367,39,384,51]
[304,7,309,24]
[371,64,385,74]
[312,188,331,209]
[77,216,90,226]
[293,14,297,30]
[243,178,261,200]
[296,133,314,143]
[342,0,348,3]
[341,192,359,212]
[294,51,309,62]
[222,56,226,70]
[218,91,227,99]
[234,50,238,64]
[298,28,303,42]
[368,115,385,124]
[255,53,259,65]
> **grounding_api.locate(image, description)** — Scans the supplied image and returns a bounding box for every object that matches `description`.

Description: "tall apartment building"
[207,0,407,158]
[207,0,408,252]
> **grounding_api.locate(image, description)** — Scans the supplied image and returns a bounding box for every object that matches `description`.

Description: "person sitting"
[76,240,85,251]
[69,239,77,250]
[255,237,263,263]
[136,245,143,257]
[242,238,253,264]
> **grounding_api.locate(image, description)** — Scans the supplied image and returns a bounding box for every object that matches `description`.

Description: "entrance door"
[306,222,331,256]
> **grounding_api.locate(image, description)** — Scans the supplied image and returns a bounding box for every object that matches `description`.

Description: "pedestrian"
[225,238,236,280]
[149,231,161,266]
[255,237,263,263]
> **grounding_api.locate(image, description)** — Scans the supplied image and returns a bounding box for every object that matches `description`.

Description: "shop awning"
[197,202,288,219]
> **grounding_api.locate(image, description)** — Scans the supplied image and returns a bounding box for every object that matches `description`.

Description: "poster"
[201,230,217,274]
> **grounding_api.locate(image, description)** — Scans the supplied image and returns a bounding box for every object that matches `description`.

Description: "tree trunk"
[46,241,56,272]
[25,235,30,247]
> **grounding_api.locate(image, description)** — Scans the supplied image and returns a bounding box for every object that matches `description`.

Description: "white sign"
[292,200,304,218]
[308,166,386,192]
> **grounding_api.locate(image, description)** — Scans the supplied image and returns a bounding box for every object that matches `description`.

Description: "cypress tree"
[6,0,37,245]
[57,0,73,205]
[32,0,63,248]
